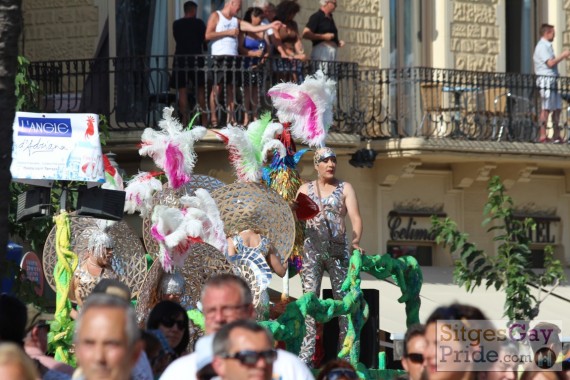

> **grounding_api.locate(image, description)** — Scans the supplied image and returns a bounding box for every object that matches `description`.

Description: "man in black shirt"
[170,1,207,126]
[302,0,344,62]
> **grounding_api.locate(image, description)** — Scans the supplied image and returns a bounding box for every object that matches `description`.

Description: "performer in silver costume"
[70,228,118,305]
[296,147,363,366]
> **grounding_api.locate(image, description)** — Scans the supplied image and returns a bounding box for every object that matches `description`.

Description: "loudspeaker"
[16,186,52,222]
[76,186,126,221]
[322,288,379,368]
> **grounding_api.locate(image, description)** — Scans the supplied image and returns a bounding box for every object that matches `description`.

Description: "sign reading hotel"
[11,112,105,185]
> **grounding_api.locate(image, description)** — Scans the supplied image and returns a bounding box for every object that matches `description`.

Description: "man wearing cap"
[160,273,313,380]
[24,305,74,376]
[296,146,363,366]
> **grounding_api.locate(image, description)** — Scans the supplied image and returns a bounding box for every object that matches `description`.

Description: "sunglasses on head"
[325,368,358,380]
[406,353,424,364]
[160,317,186,330]
[221,349,277,365]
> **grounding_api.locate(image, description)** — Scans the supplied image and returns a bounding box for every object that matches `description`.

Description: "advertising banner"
[11,112,105,185]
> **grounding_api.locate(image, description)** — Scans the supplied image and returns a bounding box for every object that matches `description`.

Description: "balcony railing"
[27,56,570,143]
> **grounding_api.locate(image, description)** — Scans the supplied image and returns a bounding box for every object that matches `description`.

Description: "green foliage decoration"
[430,176,565,321]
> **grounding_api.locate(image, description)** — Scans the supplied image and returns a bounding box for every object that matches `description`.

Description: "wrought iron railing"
[27,55,361,133]
[27,57,570,143]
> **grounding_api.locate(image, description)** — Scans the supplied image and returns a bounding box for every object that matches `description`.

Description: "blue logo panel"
[17,117,72,137]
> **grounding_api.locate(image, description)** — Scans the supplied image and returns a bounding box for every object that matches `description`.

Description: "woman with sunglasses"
[296,146,363,366]
[147,301,190,364]
[316,359,358,380]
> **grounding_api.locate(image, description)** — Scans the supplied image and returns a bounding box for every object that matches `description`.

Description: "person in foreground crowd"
[401,324,426,380]
[212,320,276,380]
[0,342,40,380]
[74,293,143,380]
[423,303,487,380]
[24,304,74,376]
[315,359,358,380]
[160,273,313,380]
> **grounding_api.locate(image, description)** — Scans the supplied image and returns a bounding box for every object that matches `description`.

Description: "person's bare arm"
[267,245,287,277]
[227,237,236,256]
[240,20,281,33]
[302,26,335,42]
[547,50,570,68]
[205,12,239,41]
[344,182,362,250]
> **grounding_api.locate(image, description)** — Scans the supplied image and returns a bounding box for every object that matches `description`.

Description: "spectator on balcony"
[533,23,570,143]
[206,0,281,127]
[170,1,207,127]
[253,0,277,52]
[272,1,306,83]
[303,0,344,64]
[239,7,269,125]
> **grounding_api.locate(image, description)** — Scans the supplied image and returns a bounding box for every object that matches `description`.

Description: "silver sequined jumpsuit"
[299,181,349,365]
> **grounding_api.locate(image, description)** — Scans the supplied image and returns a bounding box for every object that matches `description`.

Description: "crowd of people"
[4,281,570,380]
[171,0,343,127]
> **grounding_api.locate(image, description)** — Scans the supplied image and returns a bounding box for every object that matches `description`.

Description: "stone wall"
[564,0,570,73]
[298,0,382,68]
[450,0,500,72]
[22,0,100,61]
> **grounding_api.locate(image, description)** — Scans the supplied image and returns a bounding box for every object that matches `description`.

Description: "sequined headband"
[313,147,336,165]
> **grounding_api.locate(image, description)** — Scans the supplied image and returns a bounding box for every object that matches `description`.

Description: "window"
[387,243,433,266]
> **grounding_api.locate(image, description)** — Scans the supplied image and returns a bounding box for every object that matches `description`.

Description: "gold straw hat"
[43,215,147,300]
[135,242,233,326]
[211,182,295,260]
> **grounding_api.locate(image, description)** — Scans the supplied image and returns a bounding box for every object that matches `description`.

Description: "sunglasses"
[160,317,186,330]
[221,349,277,365]
[406,353,424,364]
[325,368,358,380]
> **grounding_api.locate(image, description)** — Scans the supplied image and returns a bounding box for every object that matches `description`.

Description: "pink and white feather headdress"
[139,107,206,189]
[123,171,163,217]
[214,113,286,182]
[267,70,336,148]
[150,188,227,272]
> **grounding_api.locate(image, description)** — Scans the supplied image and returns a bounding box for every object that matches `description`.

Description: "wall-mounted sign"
[20,251,44,296]
[11,112,105,186]
[388,213,440,241]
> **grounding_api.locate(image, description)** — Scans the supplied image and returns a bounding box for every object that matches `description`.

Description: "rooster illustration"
[85,116,95,139]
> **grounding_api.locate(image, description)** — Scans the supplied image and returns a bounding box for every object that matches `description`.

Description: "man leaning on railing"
[205,0,281,127]
[533,23,570,143]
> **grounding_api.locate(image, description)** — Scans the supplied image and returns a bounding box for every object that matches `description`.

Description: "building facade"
[20,0,570,337]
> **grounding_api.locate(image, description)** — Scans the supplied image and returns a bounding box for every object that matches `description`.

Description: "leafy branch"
[430,176,565,320]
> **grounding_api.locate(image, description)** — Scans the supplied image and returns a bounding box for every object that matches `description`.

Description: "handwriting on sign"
[17,138,67,156]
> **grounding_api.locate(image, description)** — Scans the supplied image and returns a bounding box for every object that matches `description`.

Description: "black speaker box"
[322,288,379,368]
[76,186,125,221]
[16,186,52,222]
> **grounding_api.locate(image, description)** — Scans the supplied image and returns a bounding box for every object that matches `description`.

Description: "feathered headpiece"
[87,219,114,259]
[214,113,286,182]
[267,70,336,148]
[150,188,227,272]
[123,171,164,217]
[139,107,206,189]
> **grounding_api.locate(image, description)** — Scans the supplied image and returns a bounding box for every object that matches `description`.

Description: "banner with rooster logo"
[11,112,105,185]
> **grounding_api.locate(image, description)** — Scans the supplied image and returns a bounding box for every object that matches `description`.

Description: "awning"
[270,267,570,335]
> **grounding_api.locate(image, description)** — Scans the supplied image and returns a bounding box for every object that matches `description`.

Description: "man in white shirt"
[533,23,570,143]
[205,0,280,126]
[160,274,314,380]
